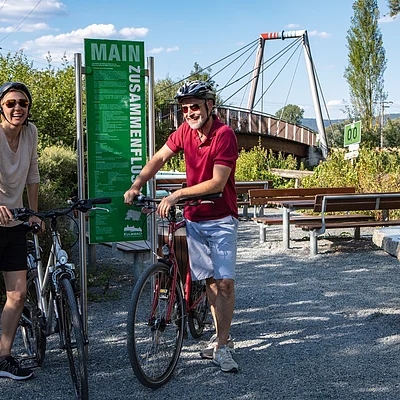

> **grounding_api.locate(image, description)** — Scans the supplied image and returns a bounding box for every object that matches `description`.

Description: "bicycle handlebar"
[134,192,222,205]
[10,197,112,221]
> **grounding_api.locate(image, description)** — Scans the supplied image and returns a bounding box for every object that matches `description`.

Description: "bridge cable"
[274,42,303,127]
[252,39,302,111]
[218,37,302,108]
[0,0,43,44]
[154,38,259,96]
[0,0,8,14]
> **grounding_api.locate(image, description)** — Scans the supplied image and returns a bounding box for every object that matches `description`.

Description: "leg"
[206,278,235,347]
[0,270,27,358]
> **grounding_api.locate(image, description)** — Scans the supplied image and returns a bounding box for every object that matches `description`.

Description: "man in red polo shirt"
[124,80,239,373]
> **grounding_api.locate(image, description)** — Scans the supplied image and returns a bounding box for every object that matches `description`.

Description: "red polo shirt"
[166,115,238,222]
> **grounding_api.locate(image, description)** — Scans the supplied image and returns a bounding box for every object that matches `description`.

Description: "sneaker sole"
[212,359,238,373]
[0,371,34,380]
[200,341,234,359]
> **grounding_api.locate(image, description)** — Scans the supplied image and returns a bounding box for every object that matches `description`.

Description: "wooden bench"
[248,187,357,247]
[295,192,400,256]
[235,180,271,217]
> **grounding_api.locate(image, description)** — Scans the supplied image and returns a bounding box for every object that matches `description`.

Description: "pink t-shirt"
[166,115,238,222]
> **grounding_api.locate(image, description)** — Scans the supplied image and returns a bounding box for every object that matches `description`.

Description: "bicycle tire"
[59,277,88,400]
[20,262,46,366]
[127,262,185,388]
[187,280,209,339]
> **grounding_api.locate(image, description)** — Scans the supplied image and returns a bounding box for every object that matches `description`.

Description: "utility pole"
[378,100,393,148]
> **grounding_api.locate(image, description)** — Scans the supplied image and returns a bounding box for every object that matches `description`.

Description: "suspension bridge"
[159,30,329,166]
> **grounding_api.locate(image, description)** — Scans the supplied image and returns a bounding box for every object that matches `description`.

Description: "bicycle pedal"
[159,289,169,300]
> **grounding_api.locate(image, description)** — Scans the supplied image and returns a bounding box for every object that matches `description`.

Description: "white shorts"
[185,215,238,281]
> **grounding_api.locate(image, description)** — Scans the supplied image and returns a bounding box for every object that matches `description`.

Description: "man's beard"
[186,114,205,130]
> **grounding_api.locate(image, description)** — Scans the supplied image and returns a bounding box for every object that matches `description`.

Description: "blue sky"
[0,0,398,120]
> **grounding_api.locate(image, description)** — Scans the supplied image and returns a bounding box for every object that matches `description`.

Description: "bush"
[235,144,300,188]
[38,145,77,198]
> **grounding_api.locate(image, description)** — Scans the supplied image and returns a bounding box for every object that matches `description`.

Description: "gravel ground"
[2,213,400,399]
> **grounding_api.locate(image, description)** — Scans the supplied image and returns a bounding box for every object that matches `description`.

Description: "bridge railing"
[158,104,316,147]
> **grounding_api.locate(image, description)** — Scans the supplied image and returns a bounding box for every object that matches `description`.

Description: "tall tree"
[275,104,304,125]
[388,0,400,16]
[344,0,386,146]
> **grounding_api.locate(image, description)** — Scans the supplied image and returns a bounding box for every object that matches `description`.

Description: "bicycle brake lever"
[91,206,110,212]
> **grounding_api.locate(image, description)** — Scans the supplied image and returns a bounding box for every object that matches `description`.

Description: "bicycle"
[12,197,111,400]
[126,193,221,388]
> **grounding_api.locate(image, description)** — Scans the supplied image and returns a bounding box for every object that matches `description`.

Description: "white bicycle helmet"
[175,80,216,103]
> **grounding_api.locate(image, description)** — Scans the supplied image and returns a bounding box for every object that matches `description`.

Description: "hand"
[0,205,12,226]
[124,187,141,206]
[157,195,179,218]
[29,215,45,233]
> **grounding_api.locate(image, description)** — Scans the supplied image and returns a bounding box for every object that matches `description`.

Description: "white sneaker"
[213,345,238,373]
[200,334,234,359]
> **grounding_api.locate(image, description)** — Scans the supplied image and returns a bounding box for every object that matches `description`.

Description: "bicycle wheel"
[127,262,185,388]
[20,265,46,366]
[59,277,88,400]
[188,279,209,339]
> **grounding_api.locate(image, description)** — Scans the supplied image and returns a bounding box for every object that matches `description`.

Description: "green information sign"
[85,38,147,244]
[344,121,361,147]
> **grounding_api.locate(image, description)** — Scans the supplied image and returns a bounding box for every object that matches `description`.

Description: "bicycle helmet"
[0,82,32,125]
[174,80,216,103]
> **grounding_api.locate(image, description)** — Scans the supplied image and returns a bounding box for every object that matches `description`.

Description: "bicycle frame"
[155,214,207,324]
[29,220,77,338]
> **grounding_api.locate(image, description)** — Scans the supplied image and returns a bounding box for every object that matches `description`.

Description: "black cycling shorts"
[0,224,27,272]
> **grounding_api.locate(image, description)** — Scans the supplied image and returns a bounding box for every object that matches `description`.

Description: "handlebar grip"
[90,197,112,205]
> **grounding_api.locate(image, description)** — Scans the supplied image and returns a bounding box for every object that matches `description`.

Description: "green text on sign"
[84,38,147,244]
[344,121,361,147]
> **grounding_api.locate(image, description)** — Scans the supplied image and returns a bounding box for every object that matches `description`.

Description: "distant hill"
[301,113,400,132]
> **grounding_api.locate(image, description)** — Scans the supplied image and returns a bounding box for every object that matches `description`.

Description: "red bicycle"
[126,193,221,388]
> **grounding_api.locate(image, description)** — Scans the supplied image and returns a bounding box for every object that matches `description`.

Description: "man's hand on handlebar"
[124,187,141,206]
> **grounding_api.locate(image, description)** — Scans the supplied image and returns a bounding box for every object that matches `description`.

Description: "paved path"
[2,219,400,399]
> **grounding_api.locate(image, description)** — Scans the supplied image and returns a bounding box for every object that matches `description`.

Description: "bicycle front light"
[57,249,69,265]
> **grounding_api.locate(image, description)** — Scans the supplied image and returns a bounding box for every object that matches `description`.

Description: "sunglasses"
[181,100,205,113]
[2,99,30,109]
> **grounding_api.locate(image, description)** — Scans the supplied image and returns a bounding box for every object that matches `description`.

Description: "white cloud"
[119,27,149,38]
[166,46,179,52]
[148,47,164,54]
[286,23,301,29]
[19,24,150,63]
[1,1,67,19]
[0,23,52,33]
[327,100,343,108]
[379,15,397,23]
[308,30,331,38]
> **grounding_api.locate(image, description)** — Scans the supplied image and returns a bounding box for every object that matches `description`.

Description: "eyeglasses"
[181,100,205,113]
[2,99,30,109]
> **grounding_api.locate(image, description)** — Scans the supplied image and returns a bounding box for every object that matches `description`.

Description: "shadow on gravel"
[2,221,400,399]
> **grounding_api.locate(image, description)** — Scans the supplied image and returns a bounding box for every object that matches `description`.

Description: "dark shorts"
[0,225,28,272]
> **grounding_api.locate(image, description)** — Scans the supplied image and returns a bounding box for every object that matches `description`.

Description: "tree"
[325,120,352,148]
[275,104,304,125]
[0,51,77,148]
[344,0,387,147]
[388,0,400,16]
[383,118,400,146]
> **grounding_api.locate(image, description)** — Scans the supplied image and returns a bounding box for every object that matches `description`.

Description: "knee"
[7,289,26,309]
[217,279,235,297]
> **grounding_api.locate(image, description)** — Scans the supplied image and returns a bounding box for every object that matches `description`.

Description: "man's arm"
[156,164,231,218]
[124,144,176,205]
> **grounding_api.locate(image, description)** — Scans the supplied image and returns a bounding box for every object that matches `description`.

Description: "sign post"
[344,121,361,160]
[84,39,147,243]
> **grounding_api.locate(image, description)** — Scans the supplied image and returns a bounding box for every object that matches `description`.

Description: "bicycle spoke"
[127,262,184,388]
[60,278,88,400]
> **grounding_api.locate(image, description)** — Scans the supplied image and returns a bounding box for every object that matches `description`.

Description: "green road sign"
[344,121,361,147]
[85,38,147,244]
